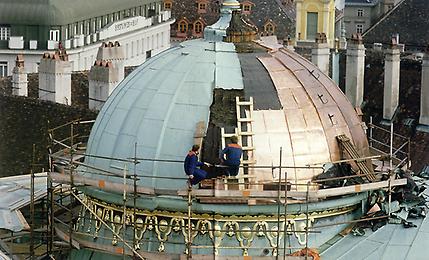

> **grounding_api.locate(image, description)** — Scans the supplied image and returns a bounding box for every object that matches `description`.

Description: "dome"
[83,38,370,190]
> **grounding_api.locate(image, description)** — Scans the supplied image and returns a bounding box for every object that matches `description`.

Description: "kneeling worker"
[220,136,243,176]
[184,144,207,185]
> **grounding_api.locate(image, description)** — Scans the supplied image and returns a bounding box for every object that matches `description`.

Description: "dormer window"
[178,20,188,33]
[195,21,202,33]
[197,1,208,14]
[264,21,275,34]
[241,1,254,15]
[0,26,10,41]
[164,1,172,10]
[49,30,60,41]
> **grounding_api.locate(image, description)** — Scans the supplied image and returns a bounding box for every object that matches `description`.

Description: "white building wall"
[0,17,174,76]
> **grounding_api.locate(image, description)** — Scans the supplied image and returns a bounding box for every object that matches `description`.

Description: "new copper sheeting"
[256,48,372,183]
[280,48,371,159]
[252,110,296,183]
[257,56,331,182]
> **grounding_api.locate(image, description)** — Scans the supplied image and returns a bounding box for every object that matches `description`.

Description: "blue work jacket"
[184,151,203,175]
[220,143,242,166]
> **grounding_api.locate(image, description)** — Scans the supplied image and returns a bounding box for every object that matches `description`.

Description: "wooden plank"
[178,178,407,200]
[194,121,206,148]
[316,178,407,198]
[49,172,155,195]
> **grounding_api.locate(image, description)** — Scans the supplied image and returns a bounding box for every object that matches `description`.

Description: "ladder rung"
[242,160,256,164]
[242,146,255,151]
[237,101,253,106]
[238,118,253,122]
[222,133,238,137]
[239,131,254,136]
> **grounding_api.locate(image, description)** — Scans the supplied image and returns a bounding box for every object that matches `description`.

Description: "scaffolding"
[32,118,412,260]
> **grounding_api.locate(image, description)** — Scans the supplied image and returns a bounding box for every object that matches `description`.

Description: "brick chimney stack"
[418,45,429,131]
[95,41,125,81]
[12,54,28,97]
[38,49,72,105]
[311,33,330,75]
[383,36,402,121]
[345,33,366,108]
[88,42,125,110]
[88,60,121,110]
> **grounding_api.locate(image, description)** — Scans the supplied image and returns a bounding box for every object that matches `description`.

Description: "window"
[357,9,363,17]
[194,21,202,33]
[49,30,60,41]
[85,21,90,34]
[264,23,275,33]
[306,12,318,40]
[137,39,140,55]
[178,21,188,33]
[0,62,7,77]
[0,27,10,40]
[199,3,206,9]
[164,2,172,9]
[356,24,363,34]
[243,5,251,12]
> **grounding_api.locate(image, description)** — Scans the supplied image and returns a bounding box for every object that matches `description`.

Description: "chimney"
[284,35,295,51]
[383,36,402,121]
[11,54,28,96]
[96,41,125,82]
[311,33,330,75]
[345,34,366,108]
[38,50,72,105]
[88,60,120,110]
[418,46,429,130]
[331,38,340,85]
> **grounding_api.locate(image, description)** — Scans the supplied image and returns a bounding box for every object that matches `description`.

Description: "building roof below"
[363,0,429,49]
[0,0,155,26]
[345,0,379,5]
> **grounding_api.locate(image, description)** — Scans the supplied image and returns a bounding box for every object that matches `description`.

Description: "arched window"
[178,20,188,33]
[194,21,203,33]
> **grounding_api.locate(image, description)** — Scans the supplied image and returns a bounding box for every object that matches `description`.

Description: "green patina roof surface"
[0,0,158,25]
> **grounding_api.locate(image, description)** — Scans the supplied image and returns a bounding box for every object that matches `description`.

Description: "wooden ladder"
[336,134,376,182]
[220,97,256,190]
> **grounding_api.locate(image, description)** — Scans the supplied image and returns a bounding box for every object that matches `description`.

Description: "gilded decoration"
[76,195,355,256]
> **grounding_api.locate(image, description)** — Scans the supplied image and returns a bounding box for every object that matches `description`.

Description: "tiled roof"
[363,0,429,50]
[243,0,295,39]
[170,0,295,40]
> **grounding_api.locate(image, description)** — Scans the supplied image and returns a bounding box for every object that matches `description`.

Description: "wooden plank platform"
[49,172,407,202]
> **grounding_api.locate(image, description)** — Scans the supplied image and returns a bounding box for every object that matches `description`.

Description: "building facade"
[343,0,402,38]
[295,0,336,48]
[343,0,382,38]
[0,0,174,77]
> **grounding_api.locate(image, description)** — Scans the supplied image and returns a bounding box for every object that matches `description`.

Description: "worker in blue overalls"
[220,136,243,176]
[184,144,208,186]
